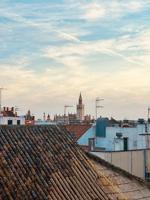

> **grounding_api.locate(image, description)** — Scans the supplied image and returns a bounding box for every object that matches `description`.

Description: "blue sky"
[0,0,150,119]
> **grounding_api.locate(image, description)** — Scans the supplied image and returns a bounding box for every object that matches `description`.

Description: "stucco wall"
[0,116,25,125]
[78,124,150,151]
[91,150,148,179]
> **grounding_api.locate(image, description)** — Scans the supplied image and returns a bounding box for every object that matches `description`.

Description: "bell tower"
[77,93,84,122]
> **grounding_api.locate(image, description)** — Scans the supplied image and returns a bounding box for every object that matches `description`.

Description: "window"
[17,120,21,125]
[8,120,13,125]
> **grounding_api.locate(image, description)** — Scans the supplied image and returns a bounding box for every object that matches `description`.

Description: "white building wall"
[0,116,25,125]
[91,150,147,179]
[78,124,150,151]
[78,126,95,146]
[95,125,146,150]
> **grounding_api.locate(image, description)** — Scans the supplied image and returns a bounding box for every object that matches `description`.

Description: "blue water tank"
[96,118,108,137]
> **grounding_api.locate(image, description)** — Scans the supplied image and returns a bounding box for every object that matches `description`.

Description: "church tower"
[77,93,84,122]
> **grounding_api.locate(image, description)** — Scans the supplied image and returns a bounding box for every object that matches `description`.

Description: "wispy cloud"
[0,0,150,119]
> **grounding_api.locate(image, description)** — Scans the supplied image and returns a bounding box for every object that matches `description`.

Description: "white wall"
[95,125,146,150]
[0,116,25,125]
[78,126,95,146]
[78,124,150,151]
[91,150,148,179]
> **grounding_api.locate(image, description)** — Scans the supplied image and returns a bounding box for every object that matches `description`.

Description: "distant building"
[77,93,84,122]
[54,114,69,124]
[78,117,150,152]
[83,114,91,124]
[53,93,92,125]
[0,107,25,125]
[25,110,35,125]
[35,112,55,125]
[68,113,77,124]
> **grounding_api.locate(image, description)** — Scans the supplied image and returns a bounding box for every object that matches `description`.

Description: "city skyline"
[0,0,150,119]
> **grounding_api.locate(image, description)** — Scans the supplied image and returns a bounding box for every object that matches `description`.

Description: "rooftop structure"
[65,124,92,141]
[1,125,150,199]
[77,93,84,122]
[88,153,150,199]
[0,125,118,200]
[25,110,35,125]
[53,93,92,125]
[0,107,25,125]
[78,117,150,152]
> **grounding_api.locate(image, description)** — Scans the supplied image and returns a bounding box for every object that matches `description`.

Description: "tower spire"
[77,92,84,122]
[79,92,82,104]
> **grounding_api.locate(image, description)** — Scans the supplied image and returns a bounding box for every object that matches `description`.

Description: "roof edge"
[86,152,150,189]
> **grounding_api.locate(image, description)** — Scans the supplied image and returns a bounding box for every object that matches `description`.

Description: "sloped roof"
[65,124,91,140]
[0,125,116,200]
[88,153,150,200]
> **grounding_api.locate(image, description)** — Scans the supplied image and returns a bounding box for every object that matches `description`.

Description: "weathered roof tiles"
[0,125,115,200]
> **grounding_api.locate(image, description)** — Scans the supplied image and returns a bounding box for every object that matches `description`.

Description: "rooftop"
[88,153,150,200]
[1,125,150,200]
[0,125,114,200]
[65,124,91,140]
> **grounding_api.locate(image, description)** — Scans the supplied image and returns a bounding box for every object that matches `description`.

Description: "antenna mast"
[0,88,6,114]
[64,105,73,124]
[95,97,104,120]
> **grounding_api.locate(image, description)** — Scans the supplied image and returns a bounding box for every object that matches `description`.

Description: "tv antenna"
[0,87,7,113]
[64,105,73,123]
[95,97,104,120]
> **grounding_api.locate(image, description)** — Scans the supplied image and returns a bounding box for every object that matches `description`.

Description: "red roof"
[65,124,91,140]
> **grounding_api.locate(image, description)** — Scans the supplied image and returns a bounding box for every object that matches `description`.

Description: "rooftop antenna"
[0,87,6,113]
[14,106,20,116]
[64,105,73,124]
[95,97,104,120]
[146,107,150,149]
[148,107,150,123]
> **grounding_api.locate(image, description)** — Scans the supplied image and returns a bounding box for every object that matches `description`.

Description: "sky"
[0,0,150,120]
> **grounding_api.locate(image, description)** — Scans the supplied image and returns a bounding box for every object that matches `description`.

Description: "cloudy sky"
[0,0,150,119]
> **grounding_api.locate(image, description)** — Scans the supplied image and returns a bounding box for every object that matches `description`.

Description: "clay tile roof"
[65,124,91,140]
[0,125,114,200]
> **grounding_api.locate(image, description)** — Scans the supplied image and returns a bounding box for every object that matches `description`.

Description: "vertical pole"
[0,89,2,113]
[64,106,66,124]
[95,97,104,120]
[0,88,4,114]
[148,107,150,134]
[144,149,147,180]
[95,99,97,120]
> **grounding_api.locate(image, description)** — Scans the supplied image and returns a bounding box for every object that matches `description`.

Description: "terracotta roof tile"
[65,124,91,140]
[0,125,113,200]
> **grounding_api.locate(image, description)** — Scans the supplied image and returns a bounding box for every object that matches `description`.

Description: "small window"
[8,120,13,125]
[17,120,21,125]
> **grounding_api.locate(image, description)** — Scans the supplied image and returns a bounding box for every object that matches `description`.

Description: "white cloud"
[0,0,150,119]
[44,28,150,68]
[81,3,106,21]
